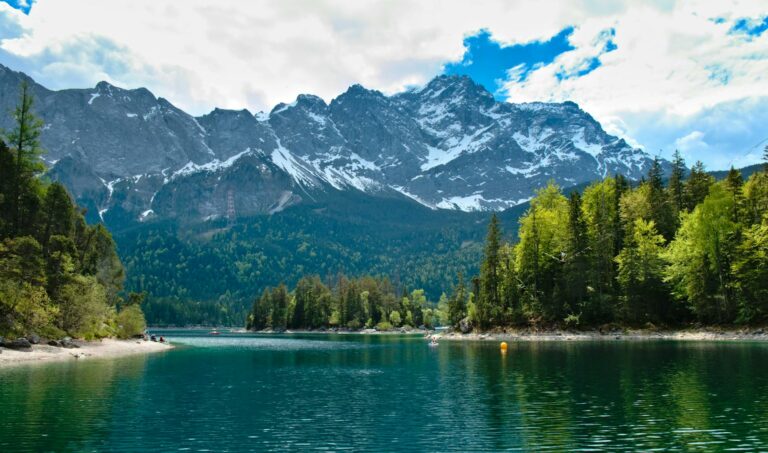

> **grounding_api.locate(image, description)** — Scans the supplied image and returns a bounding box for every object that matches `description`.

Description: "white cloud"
[0,0,659,114]
[674,130,708,154]
[501,1,768,168]
[0,0,766,169]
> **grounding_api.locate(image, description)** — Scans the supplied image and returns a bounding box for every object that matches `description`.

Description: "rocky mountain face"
[0,64,661,227]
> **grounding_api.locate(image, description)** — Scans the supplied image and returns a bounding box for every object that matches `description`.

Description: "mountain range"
[0,63,673,324]
[0,63,660,228]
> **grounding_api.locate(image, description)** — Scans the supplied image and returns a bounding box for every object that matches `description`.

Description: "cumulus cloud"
[500,1,768,167]
[0,0,766,168]
[0,0,633,113]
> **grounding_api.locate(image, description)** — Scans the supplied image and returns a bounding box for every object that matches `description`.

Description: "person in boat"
[159,336,165,343]
[150,334,157,342]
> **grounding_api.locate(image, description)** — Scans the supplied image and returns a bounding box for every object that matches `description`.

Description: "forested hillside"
[119,192,494,326]
[0,82,145,339]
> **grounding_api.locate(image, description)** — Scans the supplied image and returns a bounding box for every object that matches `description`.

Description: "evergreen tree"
[4,81,45,235]
[270,284,289,330]
[448,272,468,327]
[743,171,768,225]
[40,183,75,249]
[724,167,746,224]
[668,150,686,214]
[563,191,589,314]
[515,183,569,323]
[0,140,14,236]
[733,217,768,322]
[291,276,311,329]
[582,178,619,322]
[725,167,744,193]
[764,144,768,172]
[684,161,713,211]
[616,219,668,324]
[477,214,501,329]
[647,157,675,240]
[613,174,629,253]
[665,183,739,323]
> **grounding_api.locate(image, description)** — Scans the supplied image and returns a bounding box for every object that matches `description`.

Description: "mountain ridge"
[0,63,663,228]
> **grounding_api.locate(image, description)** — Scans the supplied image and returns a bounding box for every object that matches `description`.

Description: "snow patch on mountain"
[172,148,253,179]
[270,140,317,187]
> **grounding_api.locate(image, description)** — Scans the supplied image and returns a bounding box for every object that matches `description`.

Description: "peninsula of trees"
[0,82,146,340]
[456,152,768,330]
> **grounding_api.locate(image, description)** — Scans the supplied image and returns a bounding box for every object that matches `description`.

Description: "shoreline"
[234,326,768,342]
[432,328,768,342]
[0,339,173,369]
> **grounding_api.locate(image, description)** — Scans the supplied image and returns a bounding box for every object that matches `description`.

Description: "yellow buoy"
[500,341,508,351]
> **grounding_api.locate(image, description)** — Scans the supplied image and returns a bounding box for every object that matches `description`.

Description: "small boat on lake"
[209,330,221,335]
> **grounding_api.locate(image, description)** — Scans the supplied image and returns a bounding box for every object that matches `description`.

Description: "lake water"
[1,332,768,452]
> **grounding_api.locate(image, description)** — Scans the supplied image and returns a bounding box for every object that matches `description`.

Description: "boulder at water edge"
[6,338,32,349]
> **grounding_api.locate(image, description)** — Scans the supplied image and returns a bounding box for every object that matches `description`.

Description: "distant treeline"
[454,151,768,330]
[0,82,145,339]
[247,275,447,331]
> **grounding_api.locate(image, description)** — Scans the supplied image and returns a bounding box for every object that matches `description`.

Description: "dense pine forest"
[249,151,768,332]
[0,82,146,339]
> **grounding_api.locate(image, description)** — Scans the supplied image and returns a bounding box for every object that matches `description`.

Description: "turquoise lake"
[1,332,768,451]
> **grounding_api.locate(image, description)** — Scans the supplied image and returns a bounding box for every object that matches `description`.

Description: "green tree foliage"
[581,177,619,322]
[664,183,740,323]
[562,192,589,317]
[450,162,767,331]
[120,204,484,326]
[476,214,501,329]
[616,219,668,324]
[5,81,45,236]
[0,85,139,339]
[247,274,442,331]
[684,161,714,211]
[668,150,686,214]
[515,182,569,323]
[733,214,768,322]
[648,157,676,240]
[447,272,467,327]
[116,304,147,339]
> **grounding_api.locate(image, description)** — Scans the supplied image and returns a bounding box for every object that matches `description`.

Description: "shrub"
[116,305,146,339]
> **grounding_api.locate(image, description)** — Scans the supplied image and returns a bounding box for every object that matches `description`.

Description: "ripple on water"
[2,335,768,451]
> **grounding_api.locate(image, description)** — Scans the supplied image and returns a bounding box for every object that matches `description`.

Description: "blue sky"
[443,27,575,99]
[0,0,767,169]
[2,1,31,14]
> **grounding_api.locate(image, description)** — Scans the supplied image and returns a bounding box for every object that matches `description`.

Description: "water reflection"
[1,334,767,451]
[0,355,148,451]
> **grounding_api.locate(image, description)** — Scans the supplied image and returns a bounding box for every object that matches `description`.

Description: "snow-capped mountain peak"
[0,64,662,223]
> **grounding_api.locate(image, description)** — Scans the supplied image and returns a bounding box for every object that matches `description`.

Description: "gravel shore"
[0,339,173,368]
